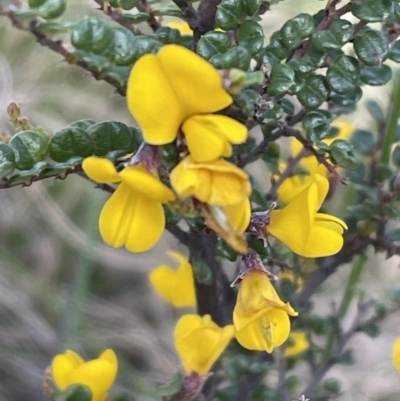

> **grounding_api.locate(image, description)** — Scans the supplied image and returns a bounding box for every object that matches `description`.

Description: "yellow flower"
[166,20,193,35]
[284,332,309,358]
[267,174,347,258]
[393,337,400,373]
[278,121,353,204]
[149,251,196,307]
[174,314,234,376]
[126,45,247,162]
[233,270,298,353]
[278,270,304,291]
[82,156,175,253]
[224,198,251,234]
[51,349,118,401]
[170,156,251,206]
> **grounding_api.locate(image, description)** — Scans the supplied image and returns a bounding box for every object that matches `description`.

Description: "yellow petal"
[393,337,400,373]
[284,332,309,358]
[127,45,232,145]
[149,251,196,307]
[166,21,193,35]
[182,114,247,162]
[67,350,118,401]
[175,314,234,376]
[235,309,291,352]
[224,198,251,233]
[119,165,175,202]
[82,157,121,184]
[99,183,165,252]
[324,121,353,145]
[170,157,251,206]
[52,351,83,390]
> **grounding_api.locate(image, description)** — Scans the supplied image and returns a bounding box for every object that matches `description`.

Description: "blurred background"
[0,1,400,400]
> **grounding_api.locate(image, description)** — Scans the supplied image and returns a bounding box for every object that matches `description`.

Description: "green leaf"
[87,121,141,156]
[120,12,150,24]
[237,20,264,55]
[311,19,354,51]
[330,87,363,106]
[35,0,66,19]
[326,55,360,94]
[280,98,295,115]
[302,110,332,141]
[351,0,392,22]
[36,21,68,35]
[360,64,392,86]
[9,131,49,170]
[49,127,94,162]
[264,31,291,60]
[153,5,182,17]
[108,27,136,65]
[129,36,162,63]
[29,0,46,6]
[197,32,231,60]
[0,143,16,179]
[217,239,238,261]
[388,40,400,63]
[71,17,113,54]
[329,139,359,169]
[296,75,329,109]
[54,384,92,401]
[215,0,246,30]
[287,45,325,73]
[392,144,400,167]
[120,0,138,9]
[365,100,385,122]
[350,129,376,156]
[234,89,258,117]
[245,0,262,16]
[191,256,212,284]
[70,119,96,130]
[267,64,295,96]
[262,104,284,124]
[281,13,315,49]
[354,29,389,66]
[156,372,183,398]
[209,46,251,70]
[323,378,342,394]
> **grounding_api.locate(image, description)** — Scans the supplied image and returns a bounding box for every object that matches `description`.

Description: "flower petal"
[170,157,251,206]
[52,351,84,390]
[99,183,165,252]
[82,157,121,184]
[393,337,400,373]
[175,314,234,376]
[149,252,196,307]
[183,114,247,162]
[224,198,251,233]
[284,332,309,357]
[119,165,175,202]
[127,45,232,145]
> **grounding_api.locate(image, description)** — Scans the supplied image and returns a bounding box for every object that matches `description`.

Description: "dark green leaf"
[0,143,16,179]
[279,98,295,115]
[354,29,389,66]
[350,129,376,155]
[264,31,291,60]
[323,378,342,394]
[217,239,238,261]
[71,17,113,53]
[267,64,295,96]
[296,75,329,109]
[311,19,354,51]
[330,87,363,106]
[281,13,315,50]
[49,127,94,162]
[209,46,251,70]
[70,119,96,130]
[326,55,360,94]
[330,139,359,169]
[191,256,213,284]
[287,45,325,73]
[130,36,162,63]
[197,32,231,60]
[153,5,182,17]
[388,40,400,62]
[234,89,258,117]
[365,100,385,122]
[302,110,332,141]
[120,0,138,9]
[120,12,150,24]
[237,20,264,55]
[351,0,392,22]
[9,131,49,170]
[245,0,262,16]
[215,0,246,30]
[387,228,400,241]
[54,384,92,401]
[33,0,66,19]
[262,104,284,124]
[108,28,136,65]
[36,21,68,35]
[87,121,141,156]
[360,64,392,86]
[156,372,183,397]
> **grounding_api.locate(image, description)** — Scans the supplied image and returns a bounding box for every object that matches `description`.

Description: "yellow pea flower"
[170,156,251,206]
[82,156,175,253]
[150,252,196,307]
[224,198,251,233]
[393,337,400,373]
[126,45,247,162]
[284,332,310,358]
[278,121,353,204]
[174,314,234,376]
[267,174,347,258]
[233,270,298,353]
[51,349,118,401]
[166,20,193,35]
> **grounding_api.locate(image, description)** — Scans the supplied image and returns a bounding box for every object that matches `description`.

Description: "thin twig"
[172,0,197,26]
[136,0,161,32]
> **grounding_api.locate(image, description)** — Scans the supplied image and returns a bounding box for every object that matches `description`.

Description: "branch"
[0,6,127,95]
[195,0,221,42]
[136,0,161,32]
[172,0,197,26]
